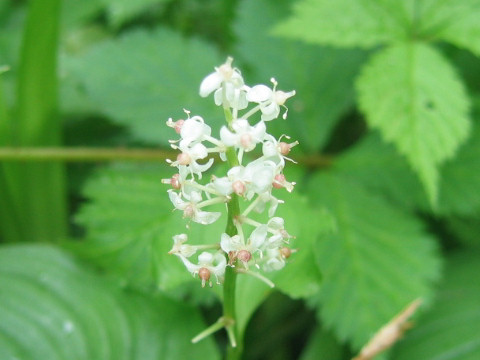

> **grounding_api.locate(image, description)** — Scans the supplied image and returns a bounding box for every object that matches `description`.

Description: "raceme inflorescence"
[164,57,297,289]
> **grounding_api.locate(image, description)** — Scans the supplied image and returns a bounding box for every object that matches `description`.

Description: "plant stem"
[222,107,243,356]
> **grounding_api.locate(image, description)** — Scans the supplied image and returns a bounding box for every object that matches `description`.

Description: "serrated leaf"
[392,250,480,360]
[63,27,222,144]
[335,133,429,211]
[418,0,480,57]
[74,163,190,291]
[308,172,441,349]
[265,193,329,298]
[334,122,480,216]
[356,43,471,203]
[234,0,367,150]
[273,0,410,48]
[437,122,480,215]
[0,244,220,360]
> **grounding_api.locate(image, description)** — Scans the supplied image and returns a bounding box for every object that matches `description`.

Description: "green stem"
[223,140,242,358]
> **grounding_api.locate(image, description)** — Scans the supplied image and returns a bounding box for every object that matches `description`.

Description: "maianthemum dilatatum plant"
[163,57,298,357]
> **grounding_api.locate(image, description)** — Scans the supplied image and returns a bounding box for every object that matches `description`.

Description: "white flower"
[175,251,227,287]
[168,234,196,257]
[267,217,293,241]
[220,225,268,266]
[178,116,212,148]
[262,249,286,271]
[168,189,221,225]
[220,119,266,152]
[199,57,249,109]
[253,191,282,218]
[261,134,299,166]
[168,142,214,178]
[246,78,295,121]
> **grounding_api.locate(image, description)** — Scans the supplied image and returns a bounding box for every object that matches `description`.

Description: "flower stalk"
[164,57,297,358]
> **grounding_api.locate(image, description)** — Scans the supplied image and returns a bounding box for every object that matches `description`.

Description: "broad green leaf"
[273,0,411,48]
[446,215,480,249]
[392,250,480,360]
[335,133,429,211]
[437,122,480,215]
[334,122,480,216]
[0,244,220,360]
[300,327,344,360]
[265,193,329,299]
[64,27,222,145]
[234,0,367,150]
[308,172,441,350]
[418,0,480,57]
[101,0,168,28]
[74,163,190,291]
[356,43,471,204]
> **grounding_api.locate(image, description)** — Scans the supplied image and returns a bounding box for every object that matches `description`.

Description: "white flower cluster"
[165,57,297,288]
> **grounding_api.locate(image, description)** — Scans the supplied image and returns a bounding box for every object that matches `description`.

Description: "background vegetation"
[1,0,479,359]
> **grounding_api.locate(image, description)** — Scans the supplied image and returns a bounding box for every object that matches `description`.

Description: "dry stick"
[352,298,423,360]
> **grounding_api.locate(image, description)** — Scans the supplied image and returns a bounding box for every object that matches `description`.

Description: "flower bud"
[273,174,286,189]
[280,247,292,259]
[232,180,246,196]
[170,174,181,189]
[198,267,211,288]
[237,250,252,263]
[177,152,191,165]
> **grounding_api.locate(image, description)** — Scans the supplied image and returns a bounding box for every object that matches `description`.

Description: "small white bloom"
[168,189,221,225]
[178,116,212,148]
[261,134,299,166]
[168,234,196,257]
[220,119,266,152]
[200,57,249,110]
[168,142,214,178]
[220,225,268,266]
[262,249,286,271]
[246,78,295,121]
[175,251,227,287]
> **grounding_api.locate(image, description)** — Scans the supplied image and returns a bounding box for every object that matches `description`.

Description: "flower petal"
[247,84,272,103]
[200,72,222,97]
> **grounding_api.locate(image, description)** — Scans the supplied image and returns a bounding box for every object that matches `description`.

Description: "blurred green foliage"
[1,0,479,359]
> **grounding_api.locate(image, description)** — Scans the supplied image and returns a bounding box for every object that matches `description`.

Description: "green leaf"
[307,172,441,349]
[392,250,480,360]
[273,0,410,48]
[101,0,168,28]
[1,0,67,242]
[234,0,367,150]
[334,133,429,211]
[418,0,480,57]
[446,215,480,249]
[356,43,471,204]
[64,27,222,145]
[334,121,480,216]
[437,122,480,215]
[300,327,344,360]
[0,244,220,360]
[265,193,330,299]
[74,163,190,291]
